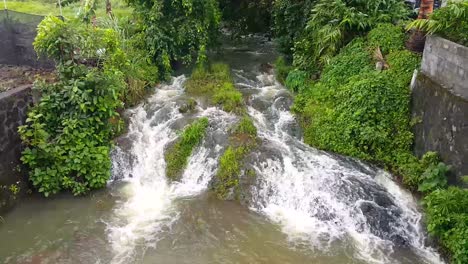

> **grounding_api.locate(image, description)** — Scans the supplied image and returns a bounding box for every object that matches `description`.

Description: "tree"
[406,0,435,52]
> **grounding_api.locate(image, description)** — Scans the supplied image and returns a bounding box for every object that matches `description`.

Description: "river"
[0,36,444,264]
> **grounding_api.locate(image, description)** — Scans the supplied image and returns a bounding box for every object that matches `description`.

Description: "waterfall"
[107,76,236,263]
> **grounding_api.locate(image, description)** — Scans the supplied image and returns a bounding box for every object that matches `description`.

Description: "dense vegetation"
[19,16,128,196]
[165,118,209,180]
[219,0,273,35]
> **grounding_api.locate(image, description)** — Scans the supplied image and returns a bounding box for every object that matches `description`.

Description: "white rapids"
[107,76,236,263]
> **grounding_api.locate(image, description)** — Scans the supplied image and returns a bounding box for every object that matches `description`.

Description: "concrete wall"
[0,85,34,214]
[421,36,468,100]
[412,36,468,182]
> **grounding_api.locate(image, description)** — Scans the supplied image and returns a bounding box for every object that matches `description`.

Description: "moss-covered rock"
[165,117,209,181]
[178,98,198,114]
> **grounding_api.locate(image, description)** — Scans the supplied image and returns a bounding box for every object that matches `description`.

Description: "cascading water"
[0,36,445,264]
[238,72,443,264]
[107,76,237,263]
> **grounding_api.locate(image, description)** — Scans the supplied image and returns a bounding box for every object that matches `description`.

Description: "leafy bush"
[418,162,450,193]
[20,16,126,196]
[165,118,209,180]
[407,1,468,46]
[293,27,422,182]
[319,38,373,87]
[424,187,468,264]
[368,23,405,54]
[293,0,409,72]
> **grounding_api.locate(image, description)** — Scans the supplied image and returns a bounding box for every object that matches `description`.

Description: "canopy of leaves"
[219,0,273,35]
[127,0,221,78]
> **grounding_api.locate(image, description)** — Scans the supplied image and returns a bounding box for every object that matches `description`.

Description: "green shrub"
[273,0,316,55]
[418,162,450,193]
[20,16,126,196]
[165,118,209,181]
[424,187,468,264]
[386,50,421,86]
[320,38,373,88]
[127,0,221,78]
[302,72,413,166]
[367,23,405,54]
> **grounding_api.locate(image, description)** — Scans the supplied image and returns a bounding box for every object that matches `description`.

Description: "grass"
[214,146,247,199]
[185,63,244,113]
[5,0,132,18]
[214,115,258,199]
[165,117,209,181]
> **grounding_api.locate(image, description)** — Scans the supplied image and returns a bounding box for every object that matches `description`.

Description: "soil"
[0,65,55,93]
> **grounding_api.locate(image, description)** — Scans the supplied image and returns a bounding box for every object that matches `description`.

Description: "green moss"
[231,115,257,137]
[165,117,209,180]
[185,63,244,113]
[213,115,258,199]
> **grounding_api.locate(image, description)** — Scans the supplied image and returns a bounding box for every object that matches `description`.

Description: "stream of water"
[0,36,444,264]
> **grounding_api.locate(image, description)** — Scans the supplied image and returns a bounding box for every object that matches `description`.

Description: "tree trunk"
[406,0,434,52]
[106,0,112,15]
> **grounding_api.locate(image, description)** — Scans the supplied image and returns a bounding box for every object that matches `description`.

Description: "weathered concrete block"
[421,36,468,100]
[412,73,468,182]
[0,85,33,214]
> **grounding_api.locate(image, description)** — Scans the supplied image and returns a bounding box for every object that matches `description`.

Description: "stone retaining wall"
[421,36,468,100]
[412,36,468,182]
[0,85,34,214]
